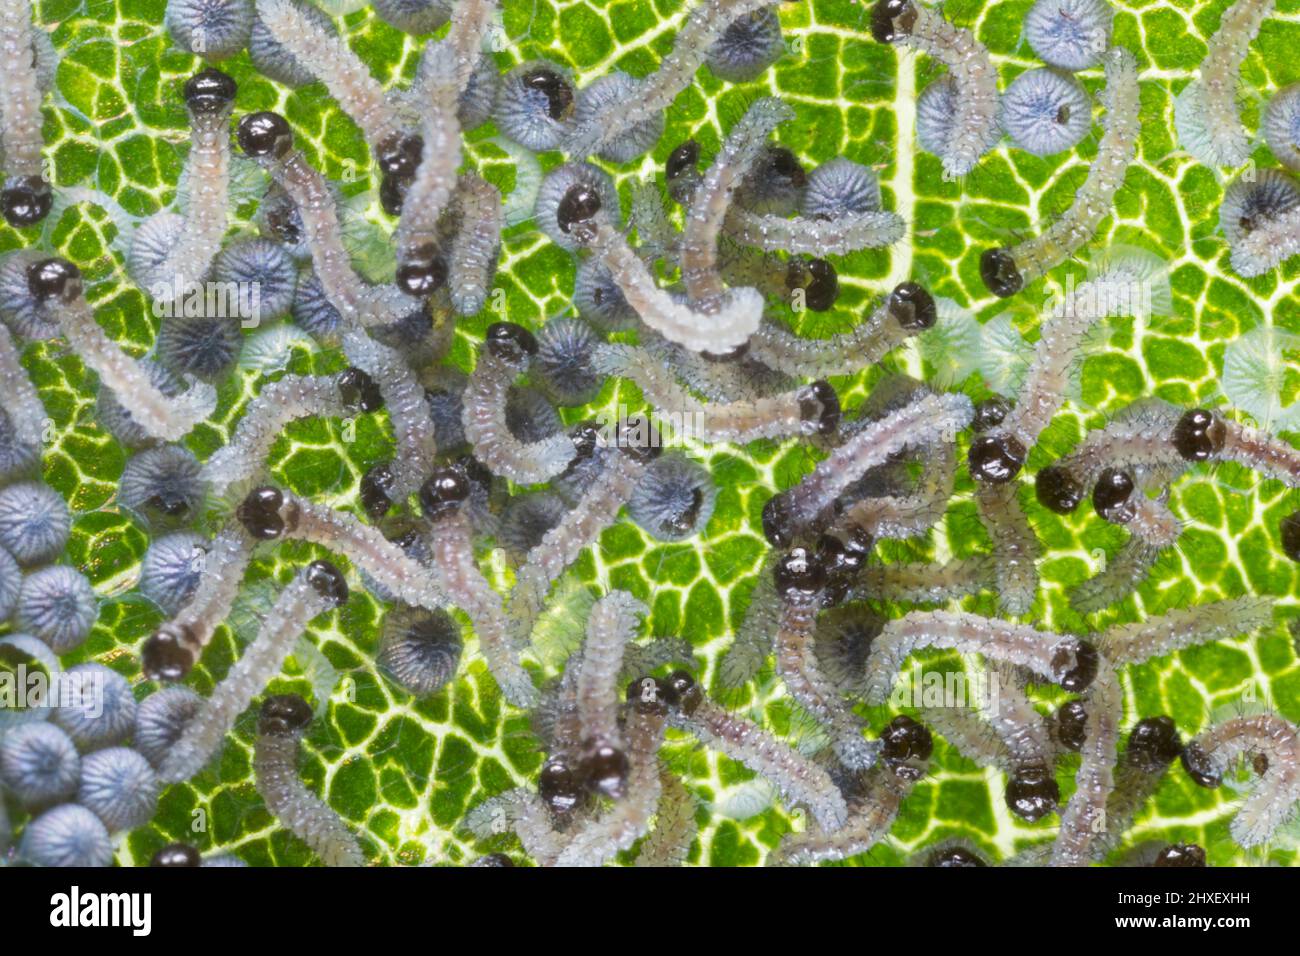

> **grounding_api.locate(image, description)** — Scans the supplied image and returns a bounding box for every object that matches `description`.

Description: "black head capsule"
[797,380,841,435]
[1,176,53,228]
[359,462,396,521]
[1125,716,1183,773]
[237,486,288,539]
[26,257,82,304]
[376,132,424,179]
[1005,764,1060,822]
[980,247,1024,298]
[616,414,661,463]
[140,628,196,683]
[927,845,986,867]
[305,560,349,607]
[971,396,1011,434]
[1092,467,1136,523]
[151,843,202,867]
[337,367,384,413]
[773,546,826,604]
[521,67,574,121]
[870,0,918,42]
[786,258,839,312]
[626,675,672,717]
[579,739,629,800]
[880,715,932,780]
[887,281,937,332]
[569,419,603,459]
[484,321,539,364]
[538,755,584,815]
[418,465,471,521]
[663,669,702,716]
[556,183,601,235]
[237,111,294,158]
[1057,639,1099,693]
[183,67,238,115]
[967,434,1027,484]
[379,171,411,216]
[1171,408,1225,462]
[761,490,797,547]
[1052,700,1088,752]
[396,245,447,298]
[1153,843,1206,867]
[666,140,700,181]
[1180,743,1222,789]
[1036,463,1085,514]
[258,693,315,736]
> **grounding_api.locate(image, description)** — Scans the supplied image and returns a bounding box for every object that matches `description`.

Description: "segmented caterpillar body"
[1184,714,1300,847]
[634,771,697,866]
[981,48,1141,297]
[0,322,44,452]
[0,0,52,228]
[577,591,645,751]
[1196,0,1277,168]
[974,482,1040,616]
[448,174,502,316]
[1051,661,1121,866]
[1069,537,1162,614]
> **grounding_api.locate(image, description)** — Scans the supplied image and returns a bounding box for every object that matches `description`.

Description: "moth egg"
[377,606,464,698]
[1219,168,1300,246]
[139,531,208,615]
[495,61,578,152]
[801,157,882,218]
[165,0,255,61]
[17,565,99,654]
[0,722,81,810]
[155,314,246,382]
[52,663,138,752]
[371,0,452,34]
[706,8,786,84]
[211,236,299,319]
[77,747,161,832]
[1263,83,1300,172]
[0,481,71,566]
[133,687,202,770]
[999,68,1092,157]
[1023,0,1114,72]
[533,316,602,405]
[535,162,620,251]
[573,256,638,331]
[19,804,113,867]
[119,445,207,529]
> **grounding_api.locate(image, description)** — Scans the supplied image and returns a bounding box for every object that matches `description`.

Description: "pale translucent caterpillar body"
[466,787,566,865]
[863,610,1095,704]
[1051,662,1121,866]
[158,563,344,783]
[239,487,450,612]
[974,482,1040,616]
[718,554,780,688]
[634,772,697,867]
[0,0,47,185]
[1185,713,1300,847]
[768,761,922,866]
[1103,486,1182,550]
[680,98,792,315]
[724,207,906,256]
[577,591,645,750]
[554,698,665,867]
[254,696,364,867]
[255,0,402,153]
[563,0,776,159]
[980,48,1141,297]
[629,179,678,262]
[508,448,650,643]
[150,76,235,304]
[873,0,1000,179]
[592,343,839,444]
[448,174,502,316]
[1216,415,1300,486]
[1194,0,1277,167]
[984,665,1055,771]
[461,339,577,486]
[854,556,995,604]
[668,691,849,831]
[0,322,45,451]
[838,440,956,542]
[428,508,537,708]
[573,210,764,354]
[1069,537,1162,614]
[142,522,254,682]
[200,373,354,497]
[767,391,973,544]
[57,284,216,442]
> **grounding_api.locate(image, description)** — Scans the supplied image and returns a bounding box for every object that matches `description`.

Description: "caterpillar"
[1187,0,1277,168]
[634,771,697,867]
[0,321,44,455]
[447,174,502,317]
[0,0,52,228]
[974,481,1041,616]
[1097,716,1184,860]
[254,694,365,866]
[1099,597,1274,666]
[1050,661,1121,866]
[980,48,1141,298]
[1069,537,1163,615]
[576,592,645,769]
[871,0,1000,179]
[1090,469,1183,549]
[158,561,348,783]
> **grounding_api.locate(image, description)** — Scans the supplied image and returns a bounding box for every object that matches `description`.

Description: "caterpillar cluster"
[0,0,1296,871]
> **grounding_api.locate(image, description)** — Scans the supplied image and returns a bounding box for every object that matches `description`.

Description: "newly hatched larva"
[575,592,646,792]
[448,174,502,316]
[78,747,161,832]
[635,771,698,867]
[1181,713,1300,847]
[974,481,1041,616]
[1090,468,1182,550]
[1098,716,1184,859]
[999,68,1092,157]
[165,0,254,61]
[563,0,778,158]
[249,0,336,87]
[768,716,931,866]
[980,47,1141,298]
[234,486,450,612]
[593,342,841,444]
[17,565,99,654]
[762,391,973,546]
[573,72,666,165]
[772,549,878,770]
[863,610,1099,704]
[1099,597,1273,666]
[157,560,348,783]
[1051,661,1120,866]
[23,260,216,441]
[462,324,584,485]
[534,162,622,254]
[0,0,53,228]
[554,677,668,866]
[854,556,995,605]
[718,554,781,688]
[1224,190,1300,277]
[137,69,238,305]
[1171,407,1300,487]
[141,522,254,682]
[466,787,567,865]
[496,61,578,152]
[985,667,1060,821]
[839,437,958,543]
[663,670,848,831]
[1264,84,1300,172]
[970,264,1148,484]
[377,606,463,698]
[418,467,538,708]
[0,480,69,567]
[872,0,1000,178]
[724,205,906,256]
[706,7,785,83]
[747,282,936,380]
[254,0,402,157]
[254,694,365,866]
[118,444,207,529]
[681,98,793,317]
[1023,0,1113,72]
[200,368,383,497]
[1069,537,1163,614]
[914,839,989,867]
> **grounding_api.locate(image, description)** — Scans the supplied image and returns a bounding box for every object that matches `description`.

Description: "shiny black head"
[761,491,797,547]
[237,111,293,158]
[521,67,574,120]
[967,434,1026,484]
[1005,765,1060,822]
[183,68,237,114]
[579,740,629,799]
[237,486,288,539]
[1092,467,1136,523]
[380,171,411,216]
[666,140,700,180]
[337,367,385,413]
[484,322,539,363]
[927,845,986,867]
[616,414,661,463]
[151,843,202,867]
[1180,743,1222,789]
[376,132,424,179]
[396,246,447,298]
[663,669,702,716]
[1052,700,1088,752]
[141,628,195,683]
[626,676,672,717]
[1057,639,1099,693]
[797,380,841,435]
[870,0,917,42]
[887,281,937,332]
[787,258,839,312]
[1035,464,1085,514]
[980,247,1024,298]
[258,693,315,735]
[305,560,348,606]
[360,462,396,521]
[538,755,583,815]
[1153,843,1206,867]
[556,183,602,235]
[568,420,603,459]
[26,257,82,304]
[773,546,826,604]
[880,715,932,780]
[418,465,471,520]
[971,396,1011,434]
[1,176,53,228]
[1171,408,1224,462]
[1126,716,1183,773]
